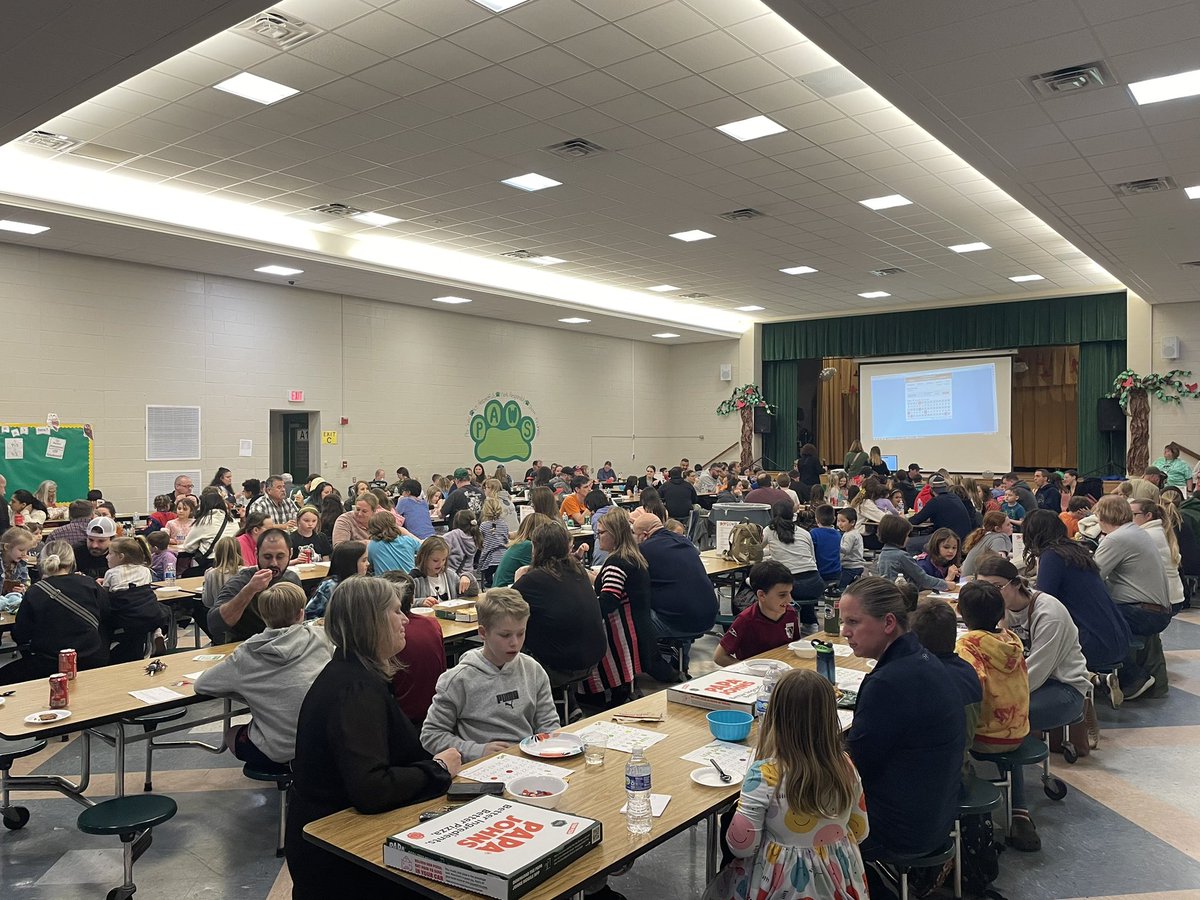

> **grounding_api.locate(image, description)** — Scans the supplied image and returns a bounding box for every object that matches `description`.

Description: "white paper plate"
[519,732,585,759]
[25,709,71,725]
[409,607,435,615]
[740,659,791,676]
[690,765,742,788]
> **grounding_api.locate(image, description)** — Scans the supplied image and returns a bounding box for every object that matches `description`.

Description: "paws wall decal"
[468,394,537,463]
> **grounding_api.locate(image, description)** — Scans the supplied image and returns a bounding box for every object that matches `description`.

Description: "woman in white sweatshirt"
[1130,497,1185,610]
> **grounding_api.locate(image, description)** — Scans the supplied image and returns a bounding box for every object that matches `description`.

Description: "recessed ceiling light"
[558,317,591,324]
[670,230,715,242]
[255,265,303,276]
[716,115,786,142]
[350,211,402,227]
[1009,274,1045,283]
[859,194,911,211]
[948,242,991,253]
[1185,185,1200,199]
[858,291,891,299]
[432,296,472,304]
[647,284,679,292]
[735,305,766,311]
[780,265,818,275]
[1129,68,1200,105]
[214,72,299,105]
[470,0,529,11]
[652,332,681,338]
[502,173,562,192]
[0,219,49,234]
[527,255,565,266]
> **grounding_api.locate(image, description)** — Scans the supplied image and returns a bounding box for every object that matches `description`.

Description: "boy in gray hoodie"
[421,588,559,762]
[194,582,332,767]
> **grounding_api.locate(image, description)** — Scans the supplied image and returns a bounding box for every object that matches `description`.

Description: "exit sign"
[289,390,304,402]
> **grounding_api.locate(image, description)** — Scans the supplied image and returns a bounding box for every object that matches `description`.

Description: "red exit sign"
[289,390,304,402]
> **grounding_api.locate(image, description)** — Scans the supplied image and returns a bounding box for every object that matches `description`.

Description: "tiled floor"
[4,613,1200,899]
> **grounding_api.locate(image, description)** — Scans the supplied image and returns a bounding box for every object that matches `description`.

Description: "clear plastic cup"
[584,733,608,767]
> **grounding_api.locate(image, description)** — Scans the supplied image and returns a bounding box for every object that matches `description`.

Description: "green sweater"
[492,540,532,587]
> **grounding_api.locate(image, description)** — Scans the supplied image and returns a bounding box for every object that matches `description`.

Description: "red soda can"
[301,547,313,564]
[59,648,78,680]
[49,673,69,709]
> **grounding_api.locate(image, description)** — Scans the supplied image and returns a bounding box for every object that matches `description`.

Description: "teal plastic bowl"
[706,710,753,741]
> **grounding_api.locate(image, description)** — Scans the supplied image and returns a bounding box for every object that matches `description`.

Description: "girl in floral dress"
[705,669,870,900]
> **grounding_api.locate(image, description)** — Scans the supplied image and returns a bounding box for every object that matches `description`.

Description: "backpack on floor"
[726,522,764,565]
[953,811,1006,898]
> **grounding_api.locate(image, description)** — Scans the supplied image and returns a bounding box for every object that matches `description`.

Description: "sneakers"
[1009,812,1041,852]
[1105,671,1123,709]
[151,629,168,657]
[1124,675,1156,701]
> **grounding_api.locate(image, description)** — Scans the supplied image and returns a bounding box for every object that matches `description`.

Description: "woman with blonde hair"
[286,576,461,897]
[843,440,868,478]
[35,480,67,520]
[332,492,377,546]
[1130,497,1185,610]
[482,477,519,531]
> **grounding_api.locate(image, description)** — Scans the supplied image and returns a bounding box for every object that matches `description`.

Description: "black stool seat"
[970,733,1049,767]
[120,708,187,726]
[0,738,48,763]
[960,775,1003,816]
[78,795,177,837]
[875,839,956,869]
[242,763,293,783]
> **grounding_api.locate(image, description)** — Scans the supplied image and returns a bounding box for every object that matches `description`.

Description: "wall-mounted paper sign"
[5,438,22,460]
[46,437,66,460]
[239,440,253,457]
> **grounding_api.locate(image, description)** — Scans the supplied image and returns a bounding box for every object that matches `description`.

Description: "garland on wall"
[1107,369,1200,475]
[717,384,774,470]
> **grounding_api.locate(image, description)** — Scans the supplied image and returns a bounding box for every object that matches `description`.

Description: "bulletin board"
[0,423,93,502]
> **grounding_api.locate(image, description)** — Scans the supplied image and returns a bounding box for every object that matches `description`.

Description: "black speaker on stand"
[1091,398,1124,477]
[753,407,773,434]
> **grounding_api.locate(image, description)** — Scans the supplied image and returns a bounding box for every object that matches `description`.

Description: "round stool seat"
[78,795,177,837]
[970,733,1049,767]
[874,839,956,870]
[121,707,187,727]
[0,738,48,764]
[959,775,1003,816]
[242,763,293,784]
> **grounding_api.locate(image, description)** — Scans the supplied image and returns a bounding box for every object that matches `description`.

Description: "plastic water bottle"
[625,745,652,834]
[754,670,778,718]
[164,560,176,586]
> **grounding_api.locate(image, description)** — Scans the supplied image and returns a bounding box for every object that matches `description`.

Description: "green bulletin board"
[0,423,93,502]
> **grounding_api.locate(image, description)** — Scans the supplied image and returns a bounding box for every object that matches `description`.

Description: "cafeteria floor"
[5,611,1200,899]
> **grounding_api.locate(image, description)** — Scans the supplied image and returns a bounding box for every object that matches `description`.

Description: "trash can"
[710,503,773,554]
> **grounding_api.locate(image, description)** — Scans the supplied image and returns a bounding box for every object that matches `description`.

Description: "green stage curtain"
[1078,341,1127,477]
[762,359,799,471]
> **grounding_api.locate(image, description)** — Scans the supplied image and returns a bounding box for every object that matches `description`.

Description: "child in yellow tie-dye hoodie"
[955,580,1029,751]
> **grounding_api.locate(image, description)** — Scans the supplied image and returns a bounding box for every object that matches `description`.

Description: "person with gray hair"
[247,474,299,526]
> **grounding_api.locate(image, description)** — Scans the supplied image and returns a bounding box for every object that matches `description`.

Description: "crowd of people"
[0,445,1194,899]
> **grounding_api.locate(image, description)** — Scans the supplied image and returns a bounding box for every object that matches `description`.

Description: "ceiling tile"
[447,16,545,62]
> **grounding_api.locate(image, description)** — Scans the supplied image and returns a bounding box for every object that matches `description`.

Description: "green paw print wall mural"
[469,396,537,463]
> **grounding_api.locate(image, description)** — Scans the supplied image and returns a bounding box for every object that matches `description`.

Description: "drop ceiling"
[4,0,1183,345]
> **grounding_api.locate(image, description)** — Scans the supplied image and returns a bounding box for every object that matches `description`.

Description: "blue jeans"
[1009,679,1086,808]
[838,568,864,589]
[791,571,824,626]
[1116,603,1171,689]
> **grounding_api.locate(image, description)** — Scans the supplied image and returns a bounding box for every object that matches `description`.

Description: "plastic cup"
[584,733,608,767]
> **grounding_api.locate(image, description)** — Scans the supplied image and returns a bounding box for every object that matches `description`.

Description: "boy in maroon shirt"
[714,560,800,666]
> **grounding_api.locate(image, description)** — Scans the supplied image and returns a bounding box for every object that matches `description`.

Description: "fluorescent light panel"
[735,305,765,311]
[432,296,472,304]
[647,284,678,292]
[527,255,565,266]
[255,265,302,276]
[470,0,529,11]
[780,265,817,275]
[948,242,990,253]
[858,291,890,299]
[558,317,590,324]
[214,72,299,105]
[716,115,786,142]
[1129,68,1200,105]
[652,332,680,338]
[860,194,911,211]
[0,219,49,234]
[350,211,402,227]
[502,173,561,192]
[1009,274,1045,283]
[1185,185,1200,199]
[670,230,715,242]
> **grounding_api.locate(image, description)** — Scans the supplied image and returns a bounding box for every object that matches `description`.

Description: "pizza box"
[384,795,602,900]
[455,607,479,623]
[435,599,475,620]
[667,668,763,713]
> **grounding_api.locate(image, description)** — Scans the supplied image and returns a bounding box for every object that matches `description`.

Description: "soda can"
[301,547,313,564]
[59,648,78,680]
[49,673,70,709]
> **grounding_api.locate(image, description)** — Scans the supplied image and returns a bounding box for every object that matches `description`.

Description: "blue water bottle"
[813,640,836,683]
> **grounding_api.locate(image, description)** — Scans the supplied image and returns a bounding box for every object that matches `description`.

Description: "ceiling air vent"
[718,208,764,222]
[309,202,366,218]
[870,267,905,277]
[1113,177,1176,197]
[679,293,710,299]
[70,143,138,165]
[543,138,606,160]
[20,130,81,152]
[1027,62,1115,98]
[502,250,537,260]
[237,11,321,50]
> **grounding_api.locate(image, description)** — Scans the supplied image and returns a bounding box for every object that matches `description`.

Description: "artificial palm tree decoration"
[1108,369,1200,474]
[717,384,774,470]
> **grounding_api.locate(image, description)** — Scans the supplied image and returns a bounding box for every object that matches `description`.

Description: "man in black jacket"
[908,475,972,542]
[658,467,698,520]
[1033,468,1061,511]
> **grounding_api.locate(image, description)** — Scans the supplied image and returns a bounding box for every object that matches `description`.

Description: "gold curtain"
[1012,345,1078,469]
[818,357,860,467]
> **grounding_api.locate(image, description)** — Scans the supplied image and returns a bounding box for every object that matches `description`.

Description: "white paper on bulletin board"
[46,437,66,460]
[5,438,22,460]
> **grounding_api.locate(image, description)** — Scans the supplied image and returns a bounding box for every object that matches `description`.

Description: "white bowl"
[504,775,568,809]
[789,641,817,659]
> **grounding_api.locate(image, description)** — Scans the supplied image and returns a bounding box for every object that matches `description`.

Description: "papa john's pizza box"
[667,668,763,713]
[384,795,602,900]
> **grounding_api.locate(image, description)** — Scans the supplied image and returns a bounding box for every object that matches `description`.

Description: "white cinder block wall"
[1149,303,1200,459]
[0,243,740,510]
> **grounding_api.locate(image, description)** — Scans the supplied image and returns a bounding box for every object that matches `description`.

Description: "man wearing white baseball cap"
[73,516,116,579]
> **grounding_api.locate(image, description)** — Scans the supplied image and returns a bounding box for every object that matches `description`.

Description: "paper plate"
[519,732,586,759]
[690,765,742,788]
[409,607,435,616]
[740,659,791,676]
[25,709,71,725]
